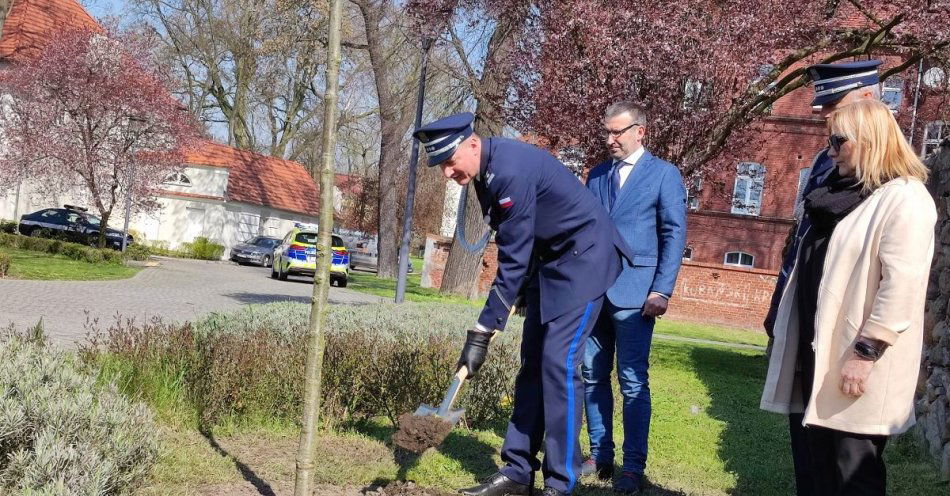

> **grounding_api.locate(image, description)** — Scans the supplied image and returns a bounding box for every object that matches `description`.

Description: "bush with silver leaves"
[0,335,158,494]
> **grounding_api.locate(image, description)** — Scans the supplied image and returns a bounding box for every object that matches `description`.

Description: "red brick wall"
[422,234,777,330]
[421,234,498,297]
[666,261,777,330]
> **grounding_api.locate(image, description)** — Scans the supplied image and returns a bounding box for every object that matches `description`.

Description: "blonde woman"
[760,99,935,496]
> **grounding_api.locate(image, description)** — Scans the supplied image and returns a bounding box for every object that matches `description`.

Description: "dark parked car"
[229,236,281,267]
[18,205,132,250]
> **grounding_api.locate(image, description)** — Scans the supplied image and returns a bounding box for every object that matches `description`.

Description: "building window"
[686,175,702,210]
[164,172,192,186]
[683,246,693,260]
[881,76,903,112]
[724,251,754,268]
[923,121,946,158]
[558,146,586,177]
[731,162,765,216]
[683,79,711,110]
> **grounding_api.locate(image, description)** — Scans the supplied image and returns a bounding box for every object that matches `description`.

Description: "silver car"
[349,239,413,273]
[229,236,281,267]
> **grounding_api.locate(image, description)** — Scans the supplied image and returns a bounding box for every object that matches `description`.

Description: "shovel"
[411,362,474,426]
[412,296,519,426]
[392,299,520,452]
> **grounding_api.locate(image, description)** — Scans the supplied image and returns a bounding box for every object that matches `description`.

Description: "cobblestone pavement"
[0,256,382,348]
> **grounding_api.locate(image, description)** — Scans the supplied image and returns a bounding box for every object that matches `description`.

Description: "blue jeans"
[582,300,654,475]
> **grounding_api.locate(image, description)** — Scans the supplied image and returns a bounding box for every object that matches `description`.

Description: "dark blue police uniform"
[415,113,632,494]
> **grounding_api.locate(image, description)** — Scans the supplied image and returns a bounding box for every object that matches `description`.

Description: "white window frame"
[922,121,946,158]
[164,172,192,187]
[731,162,765,216]
[881,76,903,113]
[724,251,754,268]
[683,79,710,110]
[686,175,702,211]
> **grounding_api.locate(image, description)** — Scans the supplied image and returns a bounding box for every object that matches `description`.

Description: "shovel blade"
[410,404,465,426]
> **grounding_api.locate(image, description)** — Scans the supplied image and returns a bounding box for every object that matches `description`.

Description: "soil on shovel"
[375,481,457,496]
[391,412,454,453]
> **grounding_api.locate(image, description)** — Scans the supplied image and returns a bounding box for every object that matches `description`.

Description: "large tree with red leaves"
[0,27,198,247]
[507,0,950,173]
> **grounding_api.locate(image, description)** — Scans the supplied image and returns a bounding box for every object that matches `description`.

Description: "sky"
[84,0,126,20]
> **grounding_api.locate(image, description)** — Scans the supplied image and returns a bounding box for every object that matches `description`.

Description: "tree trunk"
[357,0,413,280]
[439,11,523,298]
[293,0,343,493]
[97,210,112,249]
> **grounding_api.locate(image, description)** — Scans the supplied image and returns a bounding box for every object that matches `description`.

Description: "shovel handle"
[436,297,522,417]
[436,366,468,416]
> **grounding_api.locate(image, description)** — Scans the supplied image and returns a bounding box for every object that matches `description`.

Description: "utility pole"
[395,37,433,303]
[293,0,343,494]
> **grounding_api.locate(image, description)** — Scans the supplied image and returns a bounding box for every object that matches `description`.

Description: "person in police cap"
[762,59,883,496]
[413,112,632,496]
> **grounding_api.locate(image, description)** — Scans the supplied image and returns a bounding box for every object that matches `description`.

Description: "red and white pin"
[498,197,514,209]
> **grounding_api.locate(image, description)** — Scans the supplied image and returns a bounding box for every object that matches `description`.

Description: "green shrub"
[82,303,522,430]
[0,252,10,277]
[0,220,16,234]
[123,244,151,262]
[0,233,124,265]
[0,333,158,494]
[180,237,225,260]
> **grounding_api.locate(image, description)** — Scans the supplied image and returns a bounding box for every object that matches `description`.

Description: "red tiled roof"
[0,0,101,60]
[183,141,319,216]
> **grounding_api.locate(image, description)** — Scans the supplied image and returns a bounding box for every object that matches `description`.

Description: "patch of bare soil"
[391,413,454,453]
[366,481,457,496]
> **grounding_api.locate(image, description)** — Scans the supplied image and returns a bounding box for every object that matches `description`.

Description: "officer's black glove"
[457,329,493,378]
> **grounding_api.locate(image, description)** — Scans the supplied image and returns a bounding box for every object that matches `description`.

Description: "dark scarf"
[803,169,868,232]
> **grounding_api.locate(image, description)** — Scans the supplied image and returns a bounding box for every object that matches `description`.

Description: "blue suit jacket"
[473,137,634,330]
[586,150,687,309]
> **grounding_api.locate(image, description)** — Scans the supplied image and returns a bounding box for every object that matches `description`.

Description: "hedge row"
[0,233,126,264]
[81,302,523,430]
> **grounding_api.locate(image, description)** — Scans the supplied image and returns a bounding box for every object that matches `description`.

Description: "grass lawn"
[655,320,768,348]
[346,257,767,348]
[347,256,483,307]
[0,247,140,281]
[141,339,945,495]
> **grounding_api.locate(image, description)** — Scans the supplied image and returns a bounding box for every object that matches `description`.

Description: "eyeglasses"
[603,123,642,139]
[828,134,849,152]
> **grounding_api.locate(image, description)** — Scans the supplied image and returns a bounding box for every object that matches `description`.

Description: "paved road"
[0,257,382,348]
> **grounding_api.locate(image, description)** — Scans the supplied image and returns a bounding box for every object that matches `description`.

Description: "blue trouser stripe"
[564,301,594,490]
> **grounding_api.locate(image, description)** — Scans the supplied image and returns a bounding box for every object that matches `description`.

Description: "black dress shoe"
[459,472,530,496]
[541,488,567,496]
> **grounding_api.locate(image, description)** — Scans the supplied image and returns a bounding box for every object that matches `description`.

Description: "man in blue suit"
[413,112,633,496]
[581,101,687,494]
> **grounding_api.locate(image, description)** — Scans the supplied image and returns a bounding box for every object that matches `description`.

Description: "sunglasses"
[828,134,849,152]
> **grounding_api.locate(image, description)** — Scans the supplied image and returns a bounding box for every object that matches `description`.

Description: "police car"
[18,205,133,249]
[271,224,350,286]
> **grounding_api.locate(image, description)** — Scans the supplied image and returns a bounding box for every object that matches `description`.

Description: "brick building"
[686,5,948,273]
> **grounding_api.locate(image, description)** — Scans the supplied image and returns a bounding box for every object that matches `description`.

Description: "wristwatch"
[853,338,887,361]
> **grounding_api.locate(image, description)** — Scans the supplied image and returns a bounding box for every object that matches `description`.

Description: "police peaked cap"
[413,112,475,166]
[808,60,883,107]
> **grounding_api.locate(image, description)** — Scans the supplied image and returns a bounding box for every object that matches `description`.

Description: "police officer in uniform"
[413,113,632,496]
[762,59,883,496]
